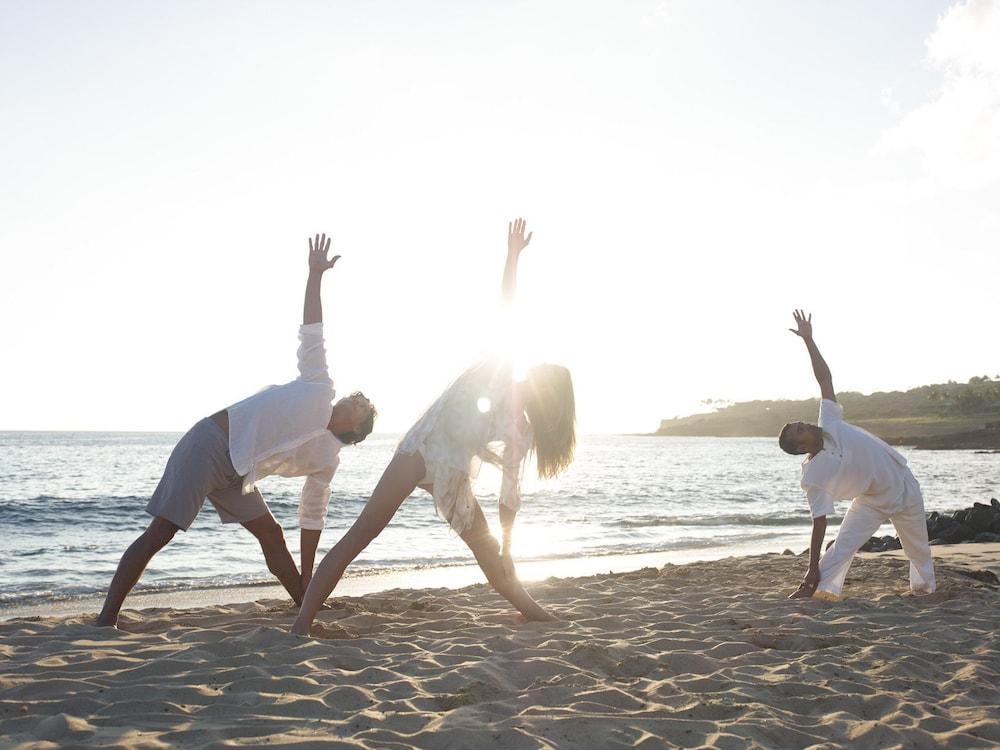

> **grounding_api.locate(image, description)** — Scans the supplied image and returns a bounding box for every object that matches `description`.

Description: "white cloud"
[881,0,1000,188]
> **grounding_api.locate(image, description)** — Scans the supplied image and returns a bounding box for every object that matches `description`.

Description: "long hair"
[523,363,576,479]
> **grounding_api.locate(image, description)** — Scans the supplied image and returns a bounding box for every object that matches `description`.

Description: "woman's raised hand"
[507,218,532,257]
[308,233,341,274]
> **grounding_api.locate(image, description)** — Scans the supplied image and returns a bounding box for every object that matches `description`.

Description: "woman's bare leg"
[460,504,557,622]
[291,451,424,635]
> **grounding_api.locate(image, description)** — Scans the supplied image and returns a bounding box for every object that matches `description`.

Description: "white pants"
[817,472,936,596]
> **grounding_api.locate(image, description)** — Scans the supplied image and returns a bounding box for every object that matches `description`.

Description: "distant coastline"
[654,378,1000,450]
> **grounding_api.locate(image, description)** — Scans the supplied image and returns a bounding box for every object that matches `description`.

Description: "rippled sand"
[2,546,999,749]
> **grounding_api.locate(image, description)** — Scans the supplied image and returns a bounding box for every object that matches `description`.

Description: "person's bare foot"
[94,613,119,628]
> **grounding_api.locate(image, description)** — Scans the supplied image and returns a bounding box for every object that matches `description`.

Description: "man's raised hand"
[308,233,341,274]
[789,309,813,340]
[507,218,532,257]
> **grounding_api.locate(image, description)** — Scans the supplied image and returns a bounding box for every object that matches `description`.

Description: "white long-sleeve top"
[225,323,342,530]
[800,399,910,519]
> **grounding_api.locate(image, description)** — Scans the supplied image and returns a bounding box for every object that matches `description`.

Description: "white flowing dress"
[397,358,533,534]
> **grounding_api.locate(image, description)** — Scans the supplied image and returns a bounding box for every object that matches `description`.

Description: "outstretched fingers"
[307,233,340,271]
[507,217,532,252]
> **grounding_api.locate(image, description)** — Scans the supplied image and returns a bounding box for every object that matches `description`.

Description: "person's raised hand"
[507,218,532,257]
[308,233,341,274]
[789,309,813,339]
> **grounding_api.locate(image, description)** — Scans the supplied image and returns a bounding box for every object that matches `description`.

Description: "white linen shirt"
[800,399,909,519]
[225,323,342,530]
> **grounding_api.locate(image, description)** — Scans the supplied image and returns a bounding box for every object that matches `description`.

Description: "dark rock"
[952,509,970,525]
[927,515,953,539]
[862,535,904,552]
[991,497,1000,512]
[935,523,975,544]
[967,506,995,534]
[991,518,1000,534]
[781,549,795,555]
[973,532,1000,543]
[929,538,948,546]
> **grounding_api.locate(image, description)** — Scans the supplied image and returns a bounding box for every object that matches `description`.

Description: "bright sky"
[2,0,999,433]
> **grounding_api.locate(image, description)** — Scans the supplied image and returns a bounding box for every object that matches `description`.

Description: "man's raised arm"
[303,233,341,325]
[789,310,836,402]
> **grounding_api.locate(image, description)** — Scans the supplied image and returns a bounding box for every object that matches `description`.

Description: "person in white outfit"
[96,234,377,627]
[779,310,936,600]
[292,219,576,635]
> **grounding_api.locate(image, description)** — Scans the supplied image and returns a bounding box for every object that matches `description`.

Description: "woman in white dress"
[292,219,576,634]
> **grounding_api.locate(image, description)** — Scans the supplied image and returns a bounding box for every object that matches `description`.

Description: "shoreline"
[6,540,997,623]
[0,537,810,621]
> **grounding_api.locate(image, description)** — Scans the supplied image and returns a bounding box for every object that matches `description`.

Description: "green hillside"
[655,377,1000,448]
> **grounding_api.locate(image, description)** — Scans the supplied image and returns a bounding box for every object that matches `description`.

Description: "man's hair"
[336,393,377,445]
[778,423,802,455]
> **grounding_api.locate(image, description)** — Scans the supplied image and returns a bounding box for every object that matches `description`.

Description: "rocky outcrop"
[859,498,1000,552]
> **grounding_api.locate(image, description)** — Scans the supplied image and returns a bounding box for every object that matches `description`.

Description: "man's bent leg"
[96,516,180,627]
[816,500,884,597]
[242,513,304,605]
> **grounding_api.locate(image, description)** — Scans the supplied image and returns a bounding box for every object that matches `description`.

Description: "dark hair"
[336,393,377,445]
[778,423,804,455]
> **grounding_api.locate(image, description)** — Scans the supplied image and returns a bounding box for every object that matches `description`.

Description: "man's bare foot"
[94,614,119,628]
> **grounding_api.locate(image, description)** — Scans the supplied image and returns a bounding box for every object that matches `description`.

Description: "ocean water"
[1,431,996,610]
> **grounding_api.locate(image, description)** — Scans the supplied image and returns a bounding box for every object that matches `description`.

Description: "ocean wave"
[607,512,821,529]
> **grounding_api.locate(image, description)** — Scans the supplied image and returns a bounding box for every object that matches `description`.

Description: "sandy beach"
[2,545,998,749]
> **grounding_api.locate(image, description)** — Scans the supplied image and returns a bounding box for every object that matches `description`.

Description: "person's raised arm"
[502,218,532,306]
[789,310,835,402]
[303,233,341,326]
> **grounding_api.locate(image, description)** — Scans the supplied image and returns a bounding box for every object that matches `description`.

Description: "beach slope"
[1,547,998,749]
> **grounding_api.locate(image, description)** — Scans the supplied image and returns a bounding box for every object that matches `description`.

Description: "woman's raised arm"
[501,218,532,305]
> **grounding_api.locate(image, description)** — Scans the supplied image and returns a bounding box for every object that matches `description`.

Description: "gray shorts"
[146,417,269,531]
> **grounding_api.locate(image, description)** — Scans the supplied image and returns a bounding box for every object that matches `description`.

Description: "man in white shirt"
[779,310,936,600]
[96,234,376,627]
